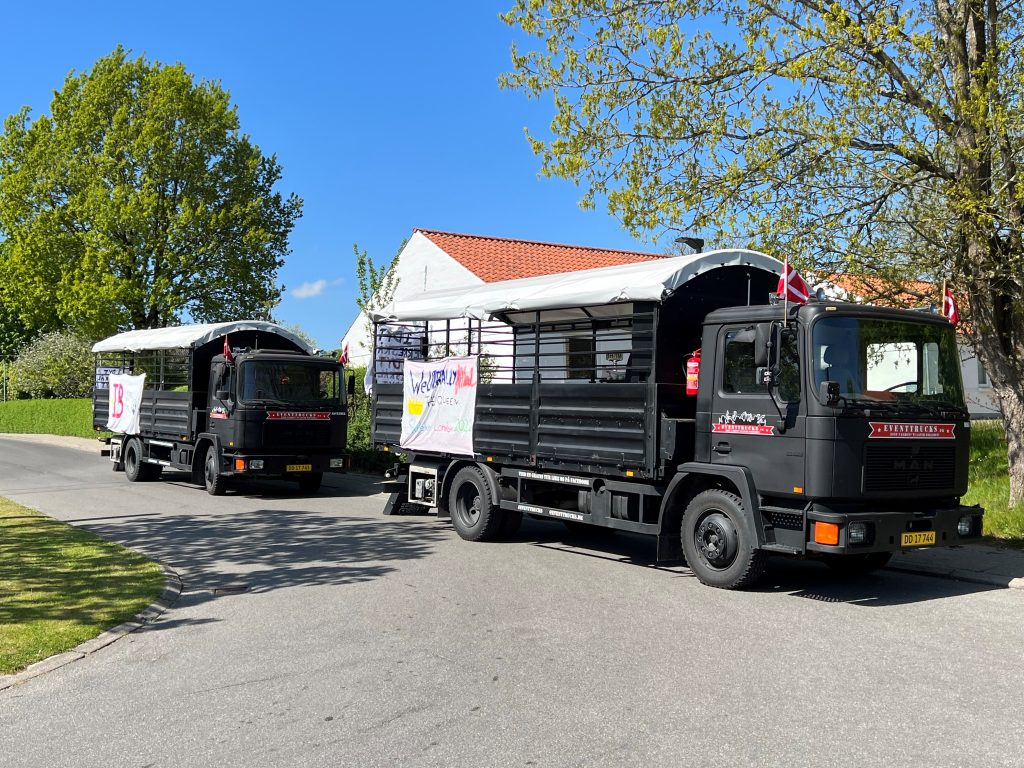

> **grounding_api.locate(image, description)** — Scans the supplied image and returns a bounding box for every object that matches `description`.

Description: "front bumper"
[805,504,984,554]
[223,452,351,477]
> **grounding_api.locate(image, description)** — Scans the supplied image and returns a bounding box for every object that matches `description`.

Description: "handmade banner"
[365,323,426,393]
[106,373,146,434]
[400,356,477,456]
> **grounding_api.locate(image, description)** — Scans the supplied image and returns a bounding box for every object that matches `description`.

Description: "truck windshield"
[239,361,341,406]
[811,316,965,409]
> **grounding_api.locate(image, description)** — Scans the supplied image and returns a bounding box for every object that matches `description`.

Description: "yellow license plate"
[901,531,936,547]
[287,464,312,473]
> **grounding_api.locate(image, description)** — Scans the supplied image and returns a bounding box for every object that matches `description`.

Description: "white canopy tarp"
[370,249,783,322]
[92,321,315,354]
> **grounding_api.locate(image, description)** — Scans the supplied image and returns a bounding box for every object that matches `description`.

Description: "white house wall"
[340,232,485,367]
[960,343,1000,418]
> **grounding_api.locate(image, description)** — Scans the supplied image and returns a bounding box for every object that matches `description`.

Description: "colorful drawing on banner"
[400,357,478,456]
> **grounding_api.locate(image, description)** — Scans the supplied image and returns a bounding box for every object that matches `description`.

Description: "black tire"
[681,489,766,589]
[448,466,504,541]
[297,472,323,494]
[123,438,144,482]
[824,552,892,576]
[204,446,227,496]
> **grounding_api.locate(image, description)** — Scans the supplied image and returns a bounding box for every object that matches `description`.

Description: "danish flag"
[777,262,810,305]
[222,335,235,364]
[943,287,960,326]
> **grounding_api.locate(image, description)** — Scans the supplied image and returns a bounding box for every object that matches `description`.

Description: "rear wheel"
[123,438,144,482]
[204,446,227,496]
[297,472,323,494]
[681,489,766,589]
[448,466,503,541]
[824,552,892,576]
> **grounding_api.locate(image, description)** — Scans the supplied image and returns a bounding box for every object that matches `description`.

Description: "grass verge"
[962,420,1024,546]
[0,398,107,439]
[0,497,163,675]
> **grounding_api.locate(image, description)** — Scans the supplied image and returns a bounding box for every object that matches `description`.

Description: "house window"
[566,336,595,380]
[977,358,990,388]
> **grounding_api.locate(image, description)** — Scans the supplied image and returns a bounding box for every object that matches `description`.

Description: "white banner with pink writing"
[400,357,477,456]
[106,373,147,435]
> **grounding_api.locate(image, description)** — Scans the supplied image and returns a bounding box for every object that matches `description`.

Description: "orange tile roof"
[415,228,669,283]
[825,274,939,308]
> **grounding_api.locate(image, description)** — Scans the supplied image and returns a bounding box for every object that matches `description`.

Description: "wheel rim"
[126,445,137,475]
[695,511,737,569]
[454,481,482,527]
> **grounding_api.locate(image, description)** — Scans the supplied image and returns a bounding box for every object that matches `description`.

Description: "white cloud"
[291,278,341,300]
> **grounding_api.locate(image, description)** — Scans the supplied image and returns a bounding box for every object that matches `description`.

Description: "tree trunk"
[991,381,1024,506]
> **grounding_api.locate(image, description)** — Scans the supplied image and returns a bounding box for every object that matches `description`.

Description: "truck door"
[208,363,236,448]
[709,324,806,498]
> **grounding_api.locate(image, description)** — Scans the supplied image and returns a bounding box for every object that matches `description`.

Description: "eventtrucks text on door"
[367,250,982,589]
[93,321,349,495]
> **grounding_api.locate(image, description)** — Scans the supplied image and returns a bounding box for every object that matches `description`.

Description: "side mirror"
[819,381,841,407]
[215,389,230,401]
[347,374,356,397]
[753,323,773,367]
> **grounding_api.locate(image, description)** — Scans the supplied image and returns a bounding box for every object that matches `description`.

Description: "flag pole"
[783,256,789,321]
[941,278,946,318]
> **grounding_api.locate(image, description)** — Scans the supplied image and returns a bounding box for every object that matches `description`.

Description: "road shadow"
[505,516,998,606]
[72,509,445,612]
[157,470,387,500]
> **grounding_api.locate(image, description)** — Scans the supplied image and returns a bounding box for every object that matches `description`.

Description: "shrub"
[9,331,94,399]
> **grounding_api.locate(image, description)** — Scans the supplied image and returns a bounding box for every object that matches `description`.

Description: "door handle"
[714,441,732,455]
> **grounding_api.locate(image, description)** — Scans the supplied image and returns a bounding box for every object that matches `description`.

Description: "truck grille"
[262,420,332,450]
[864,445,955,493]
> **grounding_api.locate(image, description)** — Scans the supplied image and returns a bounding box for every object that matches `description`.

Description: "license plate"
[901,531,936,547]
[286,464,312,473]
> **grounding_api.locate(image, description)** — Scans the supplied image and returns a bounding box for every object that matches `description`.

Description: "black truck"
[92,321,348,495]
[368,250,983,589]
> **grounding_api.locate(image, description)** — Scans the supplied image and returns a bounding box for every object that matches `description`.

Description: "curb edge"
[0,563,182,692]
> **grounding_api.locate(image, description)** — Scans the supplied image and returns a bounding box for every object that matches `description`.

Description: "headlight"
[249,459,265,470]
[848,522,868,544]
[957,515,973,536]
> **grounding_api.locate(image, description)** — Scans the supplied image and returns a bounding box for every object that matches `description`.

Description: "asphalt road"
[1,435,1022,768]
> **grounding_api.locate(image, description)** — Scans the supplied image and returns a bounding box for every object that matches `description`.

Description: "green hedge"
[0,398,102,438]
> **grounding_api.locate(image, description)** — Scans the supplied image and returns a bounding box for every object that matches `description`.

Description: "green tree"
[0,46,302,339]
[9,330,94,399]
[354,240,403,322]
[503,0,1024,503]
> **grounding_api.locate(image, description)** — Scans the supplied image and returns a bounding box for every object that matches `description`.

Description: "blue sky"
[0,1,658,349]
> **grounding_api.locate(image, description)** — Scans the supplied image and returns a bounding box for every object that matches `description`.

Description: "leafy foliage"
[9,330,94,399]
[503,0,1024,500]
[0,46,302,339]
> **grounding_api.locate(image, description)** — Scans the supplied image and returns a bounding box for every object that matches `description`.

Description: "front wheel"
[681,489,766,589]
[204,446,227,496]
[448,466,503,542]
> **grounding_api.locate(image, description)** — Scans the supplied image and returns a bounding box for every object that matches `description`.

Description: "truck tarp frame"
[370,249,783,323]
[91,321,316,355]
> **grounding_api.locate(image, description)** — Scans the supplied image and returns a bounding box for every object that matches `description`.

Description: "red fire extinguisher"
[686,349,701,395]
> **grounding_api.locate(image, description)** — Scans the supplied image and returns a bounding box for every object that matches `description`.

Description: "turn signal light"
[234,458,246,471]
[814,521,840,546]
